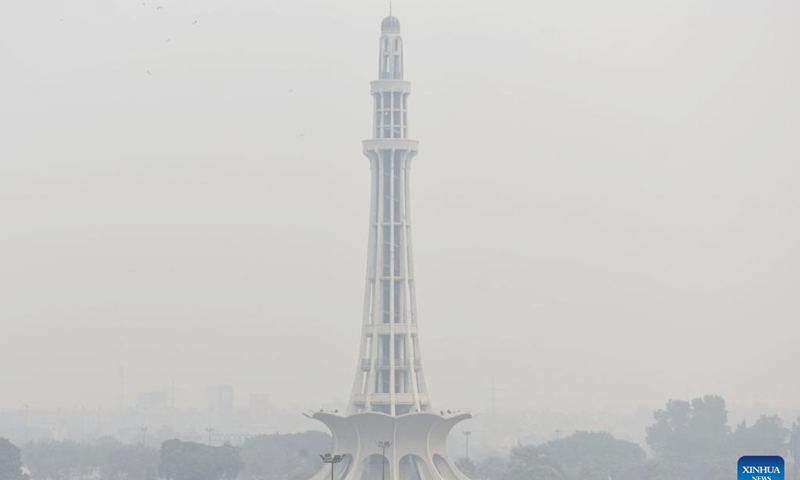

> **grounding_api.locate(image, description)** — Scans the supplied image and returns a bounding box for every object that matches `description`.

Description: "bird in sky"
[192,20,198,25]
[147,70,152,75]
[288,89,293,94]
[165,38,170,43]
[157,6,163,9]
[300,133,306,137]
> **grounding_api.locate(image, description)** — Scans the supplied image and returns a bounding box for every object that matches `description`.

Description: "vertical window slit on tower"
[383,158,392,219]
[393,156,402,219]
[374,93,380,125]
[393,226,402,275]
[381,280,390,323]
[393,282,401,323]
[380,335,390,365]
[394,336,405,362]
[372,168,380,223]
[395,371,405,394]
[383,373,390,394]
[367,287,375,323]
[382,226,391,276]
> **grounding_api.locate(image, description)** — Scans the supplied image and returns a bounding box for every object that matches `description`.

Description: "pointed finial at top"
[390,0,392,17]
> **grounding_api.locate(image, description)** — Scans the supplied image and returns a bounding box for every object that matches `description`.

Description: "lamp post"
[205,427,215,446]
[320,453,345,480]
[463,431,472,461]
[376,441,392,480]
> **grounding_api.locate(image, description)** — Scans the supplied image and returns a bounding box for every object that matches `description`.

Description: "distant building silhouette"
[205,384,234,427]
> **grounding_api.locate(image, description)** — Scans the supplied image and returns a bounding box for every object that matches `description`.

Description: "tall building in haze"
[305,14,472,480]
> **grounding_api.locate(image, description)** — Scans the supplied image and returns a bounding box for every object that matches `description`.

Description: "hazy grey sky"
[1,0,798,414]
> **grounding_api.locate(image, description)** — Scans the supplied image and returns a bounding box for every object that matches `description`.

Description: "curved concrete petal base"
[305,411,473,480]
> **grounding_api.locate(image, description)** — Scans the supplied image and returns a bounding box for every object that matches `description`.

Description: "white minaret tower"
[347,12,430,418]
[305,14,472,480]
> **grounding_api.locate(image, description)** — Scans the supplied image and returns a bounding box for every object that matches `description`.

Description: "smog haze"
[1,0,798,418]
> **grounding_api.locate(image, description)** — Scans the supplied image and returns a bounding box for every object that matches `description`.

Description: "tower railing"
[358,358,423,369]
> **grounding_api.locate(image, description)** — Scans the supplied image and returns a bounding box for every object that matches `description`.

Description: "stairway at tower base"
[305,411,473,480]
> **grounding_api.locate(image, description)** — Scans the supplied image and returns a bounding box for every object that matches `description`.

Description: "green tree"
[238,431,331,480]
[542,431,646,480]
[22,440,96,480]
[645,395,730,458]
[473,456,506,480]
[0,438,28,480]
[102,443,159,480]
[617,456,730,480]
[791,417,800,480]
[454,457,477,478]
[646,399,693,458]
[501,445,565,480]
[730,415,789,456]
[159,440,241,480]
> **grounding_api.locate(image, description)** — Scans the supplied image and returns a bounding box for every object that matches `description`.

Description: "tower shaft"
[305,15,474,480]
[347,15,429,417]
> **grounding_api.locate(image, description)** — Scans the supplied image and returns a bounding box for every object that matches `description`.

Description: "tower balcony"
[377,357,410,368]
[350,393,430,407]
[363,324,419,335]
[370,80,412,95]
[373,276,409,281]
[361,358,423,369]
[363,138,418,153]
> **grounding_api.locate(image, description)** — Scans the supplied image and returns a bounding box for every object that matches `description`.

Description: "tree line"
[1,395,798,480]
[0,431,329,480]
[460,395,800,480]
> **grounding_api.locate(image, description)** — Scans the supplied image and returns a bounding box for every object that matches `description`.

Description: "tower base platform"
[305,411,472,480]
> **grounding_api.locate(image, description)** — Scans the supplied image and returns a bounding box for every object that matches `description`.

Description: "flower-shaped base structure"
[305,411,473,480]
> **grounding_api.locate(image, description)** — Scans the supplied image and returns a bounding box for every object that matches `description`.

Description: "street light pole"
[463,431,472,461]
[376,441,392,480]
[320,454,345,480]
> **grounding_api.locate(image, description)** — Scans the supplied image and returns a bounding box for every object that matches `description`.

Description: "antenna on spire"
[389,0,392,17]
